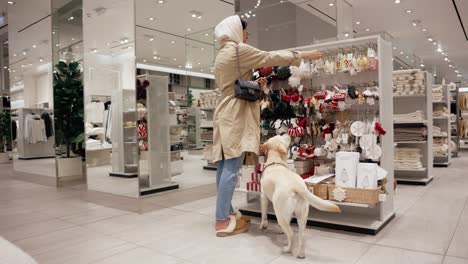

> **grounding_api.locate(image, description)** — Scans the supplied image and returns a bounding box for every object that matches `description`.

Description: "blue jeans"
[216,156,242,221]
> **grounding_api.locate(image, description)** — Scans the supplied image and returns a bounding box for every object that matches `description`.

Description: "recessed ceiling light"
[406,55,409,59]
[422,28,427,32]
[153,56,158,59]
[39,58,43,62]
[441,52,446,55]
[395,0,400,4]
[393,46,397,50]
[365,28,371,32]
[198,16,202,19]
[173,58,177,61]
[344,33,350,37]
[241,15,244,18]
[201,47,204,51]
[13,54,17,57]
[143,59,146,62]
[411,20,420,27]
[90,48,98,54]
[187,28,192,31]
[7,1,15,4]
[171,40,176,44]
[158,0,165,3]
[449,65,453,67]
[427,37,433,42]
[32,45,37,48]
[197,62,201,65]
[437,47,443,53]
[149,38,154,41]
[457,74,463,77]
[445,57,449,61]
[355,21,361,25]
[329,3,334,7]
[52,31,56,34]
[191,14,197,18]
[420,64,425,67]
[455,70,460,73]
[106,42,111,46]
[68,16,74,20]
[400,51,404,55]
[178,66,182,68]
[447,60,451,63]
[411,60,415,62]
[433,42,437,45]
[405,9,412,13]
[252,14,256,17]
[204,33,209,36]
[148,17,155,21]
[201,69,204,72]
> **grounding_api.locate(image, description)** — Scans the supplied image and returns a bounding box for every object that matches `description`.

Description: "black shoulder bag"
[234,45,261,102]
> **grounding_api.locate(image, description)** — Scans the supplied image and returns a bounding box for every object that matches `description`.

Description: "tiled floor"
[1,152,468,264]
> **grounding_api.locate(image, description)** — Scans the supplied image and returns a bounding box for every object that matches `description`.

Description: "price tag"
[342,133,349,144]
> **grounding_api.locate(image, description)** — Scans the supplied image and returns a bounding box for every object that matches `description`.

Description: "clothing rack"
[16,108,55,160]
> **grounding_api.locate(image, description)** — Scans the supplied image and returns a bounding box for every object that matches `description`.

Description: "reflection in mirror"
[84,0,138,197]
[237,0,337,50]
[52,0,85,185]
[0,32,11,165]
[8,1,56,184]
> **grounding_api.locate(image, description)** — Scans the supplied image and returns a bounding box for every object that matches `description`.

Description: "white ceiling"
[348,0,467,84]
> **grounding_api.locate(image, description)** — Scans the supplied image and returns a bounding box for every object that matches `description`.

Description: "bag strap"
[235,45,242,80]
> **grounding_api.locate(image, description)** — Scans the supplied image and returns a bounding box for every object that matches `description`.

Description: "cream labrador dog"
[260,134,341,259]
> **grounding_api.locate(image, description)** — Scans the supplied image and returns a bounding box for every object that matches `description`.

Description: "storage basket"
[305,183,328,200]
[327,185,381,205]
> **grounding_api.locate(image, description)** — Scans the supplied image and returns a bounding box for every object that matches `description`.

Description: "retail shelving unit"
[432,84,451,167]
[186,107,203,149]
[200,107,216,170]
[450,84,460,157]
[237,36,395,235]
[393,71,433,185]
[138,74,179,196]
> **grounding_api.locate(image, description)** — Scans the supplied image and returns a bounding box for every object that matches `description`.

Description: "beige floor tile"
[0,219,75,242]
[32,235,131,264]
[447,202,468,259]
[444,256,468,264]
[377,194,466,254]
[82,213,160,235]
[0,237,36,264]
[0,210,53,230]
[356,245,443,264]
[93,247,190,264]
[143,207,188,218]
[14,226,103,256]
[59,207,129,225]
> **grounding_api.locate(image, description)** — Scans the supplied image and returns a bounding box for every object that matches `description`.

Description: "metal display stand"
[237,36,395,235]
[450,85,460,156]
[433,84,451,167]
[393,71,433,185]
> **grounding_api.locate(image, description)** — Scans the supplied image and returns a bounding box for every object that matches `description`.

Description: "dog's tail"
[296,185,341,213]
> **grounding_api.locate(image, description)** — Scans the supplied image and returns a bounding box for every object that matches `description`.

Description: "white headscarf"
[214,15,243,44]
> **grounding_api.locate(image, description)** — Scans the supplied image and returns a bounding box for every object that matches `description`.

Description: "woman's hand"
[256,77,268,88]
[301,50,323,60]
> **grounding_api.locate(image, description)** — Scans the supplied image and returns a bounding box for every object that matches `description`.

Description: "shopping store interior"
[1,0,468,263]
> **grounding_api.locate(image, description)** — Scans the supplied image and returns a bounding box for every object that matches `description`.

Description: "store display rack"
[186,107,203,149]
[432,84,451,167]
[393,71,433,185]
[237,36,395,235]
[450,84,460,157]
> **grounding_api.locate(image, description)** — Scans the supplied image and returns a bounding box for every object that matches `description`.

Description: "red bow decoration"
[374,121,387,135]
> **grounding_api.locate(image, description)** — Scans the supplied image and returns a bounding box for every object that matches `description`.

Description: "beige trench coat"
[212,41,302,163]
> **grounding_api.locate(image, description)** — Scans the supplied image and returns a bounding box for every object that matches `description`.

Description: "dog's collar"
[263,162,288,170]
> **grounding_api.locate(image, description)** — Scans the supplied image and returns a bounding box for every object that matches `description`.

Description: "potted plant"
[53,61,84,178]
[0,110,11,163]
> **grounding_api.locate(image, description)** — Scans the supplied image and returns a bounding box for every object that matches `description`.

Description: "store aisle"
[0,153,468,264]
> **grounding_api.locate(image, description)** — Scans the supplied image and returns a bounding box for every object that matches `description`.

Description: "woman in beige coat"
[213,15,322,236]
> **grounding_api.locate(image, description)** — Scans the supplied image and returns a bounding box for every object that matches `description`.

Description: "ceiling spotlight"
[420,63,425,67]
[280,0,284,3]
[13,54,17,57]
[201,47,204,51]
[198,16,202,19]
[455,70,460,73]
[191,14,197,18]
[448,60,451,63]
[449,65,453,68]
[68,16,74,21]
[201,69,204,72]
[7,1,15,5]
[187,28,192,31]
[422,28,427,32]
[241,15,244,18]
[252,14,256,17]
[148,17,155,21]
[445,57,449,61]
[434,73,437,77]
[197,62,201,65]
[90,48,98,54]
[411,60,415,62]
[149,38,154,41]
[178,66,182,68]
[52,31,56,34]
[400,51,404,55]
[405,9,412,13]
[355,21,361,25]
[427,37,433,42]
[433,42,437,45]
[158,0,165,3]
[204,33,209,36]
[143,59,147,62]
[106,42,111,46]
[393,46,397,50]
[458,74,463,77]
[170,40,176,44]
[344,33,350,37]
[394,0,400,3]
[121,37,129,43]
[173,58,177,61]
[153,56,158,59]
[411,20,420,27]
[406,55,409,59]
[32,45,37,48]
[365,28,371,31]
[329,3,335,7]
[441,52,446,56]
[437,47,443,53]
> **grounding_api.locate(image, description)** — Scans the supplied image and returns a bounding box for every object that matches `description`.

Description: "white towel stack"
[394,110,425,122]
[433,106,449,117]
[393,69,426,96]
[394,147,424,170]
[432,86,444,102]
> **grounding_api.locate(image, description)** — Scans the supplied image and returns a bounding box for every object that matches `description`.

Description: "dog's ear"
[274,141,288,157]
[260,141,270,154]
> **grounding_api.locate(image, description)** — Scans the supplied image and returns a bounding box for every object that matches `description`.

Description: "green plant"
[187,89,193,108]
[0,110,11,153]
[53,61,84,158]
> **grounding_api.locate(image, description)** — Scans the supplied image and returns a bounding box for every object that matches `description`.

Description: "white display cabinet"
[237,36,395,234]
[432,84,451,167]
[393,71,433,185]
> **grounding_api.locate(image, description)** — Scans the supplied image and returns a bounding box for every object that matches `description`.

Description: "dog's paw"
[259,221,268,230]
[297,254,306,259]
[282,246,292,253]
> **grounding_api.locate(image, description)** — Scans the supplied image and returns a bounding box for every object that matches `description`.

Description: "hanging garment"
[25,114,47,144]
[86,101,105,123]
[41,112,54,138]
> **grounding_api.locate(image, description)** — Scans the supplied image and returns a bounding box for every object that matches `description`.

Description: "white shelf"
[433,116,449,120]
[201,139,213,142]
[432,101,446,104]
[393,94,425,98]
[395,168,427,172]
[393,120,427,125]
[395,141,427,144]
[199,107,215,111]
